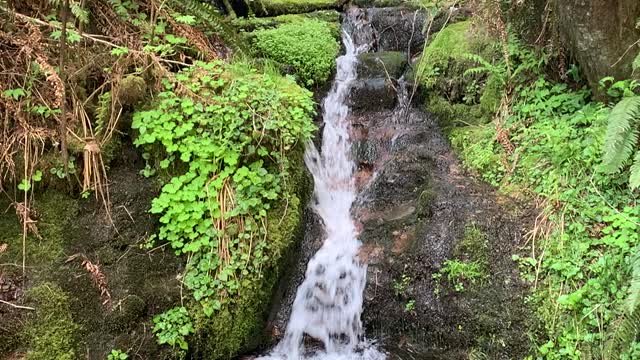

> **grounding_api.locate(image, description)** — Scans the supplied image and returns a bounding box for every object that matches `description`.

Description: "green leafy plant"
[152,306,194,351]
[107,349,129,360]
[602,96,640,189]
[404,299,416,312]
[436,259,485,292]
[392,274,411,296]
[252,19,339,86]
[133,60,315,348]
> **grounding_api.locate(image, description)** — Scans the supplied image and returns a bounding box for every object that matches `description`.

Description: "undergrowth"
[132,60,315,354]
[445,27,640,359]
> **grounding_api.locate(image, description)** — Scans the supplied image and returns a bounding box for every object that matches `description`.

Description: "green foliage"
[450,36,640,358]
[25,283,79,360]
[153,307,194,351]
[602,96,640,188]
[253,0,338,15]
[416,21,473,89]
[132,60,315,350]
[252,19,339,86]
[107,350,129,360]
[435,259,485,292]
[393,274,412,296]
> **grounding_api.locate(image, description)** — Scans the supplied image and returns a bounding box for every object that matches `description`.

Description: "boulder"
[555,0,640,93]
[349,78,397,113]
[368,7,427,54]
[356,51,408,79]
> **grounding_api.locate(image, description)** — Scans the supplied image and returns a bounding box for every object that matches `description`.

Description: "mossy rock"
[190,147,310,359]
[251,0,343,16]
[233,10,340,32]
[426,95,487,131]
[356,51,408,80]
[24,283,80,360]
[351,0,406,7]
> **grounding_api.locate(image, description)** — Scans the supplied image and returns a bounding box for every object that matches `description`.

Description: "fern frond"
[609,307,640,356]
[168,0,246,55]
[609,251,640,356]
[463,67,488,77]
[626,252,640,314]
[70,1,89,24]
[633,52,640,73]
[463,53,494,70]
[95,92,111,138]
[630,150,640,190]
[602,96,640,173]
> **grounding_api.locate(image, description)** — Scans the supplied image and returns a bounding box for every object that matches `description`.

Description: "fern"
[630,151,640,190]
[609,251,640,355]
[602,96,640,174]
[633,51,640,74]
[95,92,111,138]
[168,0,246,55]
[463,53,507,86]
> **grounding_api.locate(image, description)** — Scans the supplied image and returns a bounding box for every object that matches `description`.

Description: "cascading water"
[260,9,385,360]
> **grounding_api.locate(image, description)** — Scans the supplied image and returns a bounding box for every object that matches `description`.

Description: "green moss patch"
[252,19,340,86]
[411,20,499,129]
[24,283,79,360]
[233,10,340,32]
[251,0,340,16]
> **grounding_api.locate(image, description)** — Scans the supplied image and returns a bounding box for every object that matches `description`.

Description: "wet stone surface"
[352,107,532,359]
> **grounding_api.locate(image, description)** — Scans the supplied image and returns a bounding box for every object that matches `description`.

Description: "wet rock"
[356,51,407,80]
[349,78,397,113]
[555,0,640,94]
[351,0,406,7]
[367,7,427,54]
[350,106,532,358]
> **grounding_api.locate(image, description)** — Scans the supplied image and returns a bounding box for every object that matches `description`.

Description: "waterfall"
[259,9,385,360]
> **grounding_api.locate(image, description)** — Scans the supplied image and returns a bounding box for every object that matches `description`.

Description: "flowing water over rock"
[259,5,531,360]
[259,8,385,360]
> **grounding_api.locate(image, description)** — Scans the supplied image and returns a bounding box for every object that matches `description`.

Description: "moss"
[232,10,340,32]
[427,95,487,131]
[356,51,408,79]
[191,147,309,359]
[251,0,340,16]
[352,0,406,6]
[117,75,147,106]
[418,21,473,88]
[454,224,489,266]
[479,73,503,115]
[252,19,340,86]
[24,283,80,360]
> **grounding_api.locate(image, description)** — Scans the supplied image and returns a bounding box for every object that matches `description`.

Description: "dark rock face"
[352,107,532,359]
[368,7,427,54]
[356,51,408,79]
[349,78,397,113]
[555,0,640,92]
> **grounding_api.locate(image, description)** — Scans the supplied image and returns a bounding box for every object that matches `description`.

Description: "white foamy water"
[259,15,386,360]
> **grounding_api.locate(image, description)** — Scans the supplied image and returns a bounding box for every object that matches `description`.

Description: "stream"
[258,5,530,360]
[259,8,386,360]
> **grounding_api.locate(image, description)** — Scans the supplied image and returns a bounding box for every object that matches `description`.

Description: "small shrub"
[107,349,129,360]
[252,19,339,86]
[153,307,194,351]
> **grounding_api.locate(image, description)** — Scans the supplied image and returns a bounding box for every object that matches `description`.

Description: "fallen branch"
[0,299,35,311]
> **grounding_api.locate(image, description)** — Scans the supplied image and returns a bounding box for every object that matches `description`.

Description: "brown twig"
[0,299,35,310]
